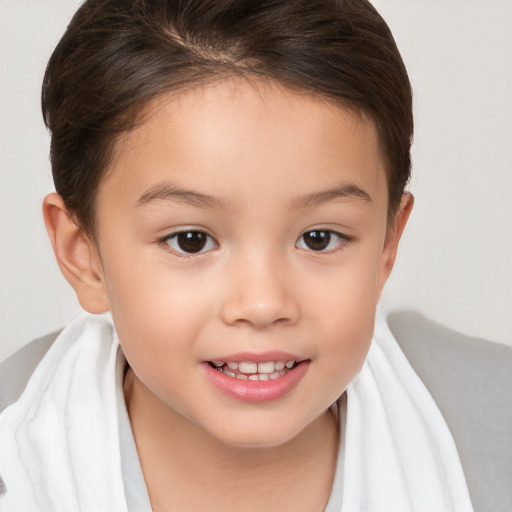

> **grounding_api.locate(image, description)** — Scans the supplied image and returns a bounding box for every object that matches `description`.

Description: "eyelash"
[158,230,218,258]
[158,228,352,257]
[296,229,352,253]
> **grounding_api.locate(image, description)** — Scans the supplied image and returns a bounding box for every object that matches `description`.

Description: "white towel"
[0,313,127,512]
[341,316,473,512]
[0,311,473,511]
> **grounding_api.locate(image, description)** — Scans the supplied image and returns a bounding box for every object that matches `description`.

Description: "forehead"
[99,78,387,214]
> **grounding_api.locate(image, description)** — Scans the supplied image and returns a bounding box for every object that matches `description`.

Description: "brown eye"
[296,229,347,252]
[164,231,216,254]
[303,230,330,251]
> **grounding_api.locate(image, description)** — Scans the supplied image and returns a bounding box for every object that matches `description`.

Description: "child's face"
[89,78,404,447]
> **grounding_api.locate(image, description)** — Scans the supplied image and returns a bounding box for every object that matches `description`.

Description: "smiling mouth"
[207,360,300,381]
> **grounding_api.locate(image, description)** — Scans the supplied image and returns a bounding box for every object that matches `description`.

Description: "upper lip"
[205,351,306,363]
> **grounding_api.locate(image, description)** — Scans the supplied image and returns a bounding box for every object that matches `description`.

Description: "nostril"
[219,277,301,329]
[221,304,300,329]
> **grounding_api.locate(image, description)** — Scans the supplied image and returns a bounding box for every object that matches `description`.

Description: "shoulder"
[388,310,512,512]
[0,330,61,414]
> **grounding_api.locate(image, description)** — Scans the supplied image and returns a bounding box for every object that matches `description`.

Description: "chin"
[204,413,315,450]
[216,432,296,450]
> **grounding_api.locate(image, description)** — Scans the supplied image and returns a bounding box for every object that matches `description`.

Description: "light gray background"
[1,0,511,361]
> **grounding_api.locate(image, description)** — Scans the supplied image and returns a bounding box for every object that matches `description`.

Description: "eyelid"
[158,228,218,257]
[295,228,352,253]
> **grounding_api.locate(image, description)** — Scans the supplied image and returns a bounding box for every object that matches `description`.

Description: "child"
[0,0,475,510]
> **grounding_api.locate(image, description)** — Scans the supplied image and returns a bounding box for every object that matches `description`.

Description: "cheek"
[101,253,209,374]
[307,239,382,318]
[305,243,382,381]
[315,299,375,404]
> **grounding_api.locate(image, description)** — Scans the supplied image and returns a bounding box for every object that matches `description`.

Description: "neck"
[124,368,340,512]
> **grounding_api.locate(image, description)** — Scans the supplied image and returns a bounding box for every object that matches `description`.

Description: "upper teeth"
[212,360,296,374]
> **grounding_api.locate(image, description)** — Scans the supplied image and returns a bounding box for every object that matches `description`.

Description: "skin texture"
[43,78,413,511]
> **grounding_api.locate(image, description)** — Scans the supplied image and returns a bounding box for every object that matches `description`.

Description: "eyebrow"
[290,183,372,209]
[136,182,231,210]
[136,180,372,210]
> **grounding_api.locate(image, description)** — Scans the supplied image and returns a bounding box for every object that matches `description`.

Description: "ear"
[42,193,110,314]
[377,193,414,297]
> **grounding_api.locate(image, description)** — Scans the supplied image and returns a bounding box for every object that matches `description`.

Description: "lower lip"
[201,361,310,403]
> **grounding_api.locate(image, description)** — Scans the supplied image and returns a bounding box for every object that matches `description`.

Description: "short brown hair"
[42,0,413,236]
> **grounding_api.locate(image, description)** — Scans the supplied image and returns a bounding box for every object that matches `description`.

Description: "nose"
[220,254,300,329]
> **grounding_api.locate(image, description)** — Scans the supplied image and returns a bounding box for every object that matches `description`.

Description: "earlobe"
[377,193,414,296]
[42,193,110,314]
